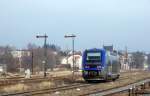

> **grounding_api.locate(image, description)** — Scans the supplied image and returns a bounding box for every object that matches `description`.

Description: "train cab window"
[86,52,101,63]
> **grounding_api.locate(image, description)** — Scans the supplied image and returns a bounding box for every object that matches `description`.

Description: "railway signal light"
[36,34,48,78]
[64,34,76,81]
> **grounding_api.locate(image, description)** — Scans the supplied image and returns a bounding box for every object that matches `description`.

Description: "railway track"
[0,70,148,96]
[81,78,150,96]
[0,76,23,80]
[0,77,50,86]
[0,72,137,96]
[1,83,92,96]
[0,70,139,86]
[40,72,149,96]
[0,75,74,86]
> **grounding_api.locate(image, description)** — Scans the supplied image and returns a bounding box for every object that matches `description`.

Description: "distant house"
[61,54,82,70]
[11,50,31,72]
[0,64,7,73]
[11,50,30,58]
[119,54,130,71]
[144,55,148,70]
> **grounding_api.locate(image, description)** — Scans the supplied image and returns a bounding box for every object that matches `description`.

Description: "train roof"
[84,48,105,52]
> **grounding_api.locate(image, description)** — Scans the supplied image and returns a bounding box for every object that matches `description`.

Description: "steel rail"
[80,78,150,96]
[0,73,134,96]
[1,83,92,96]
[0,71,147,96]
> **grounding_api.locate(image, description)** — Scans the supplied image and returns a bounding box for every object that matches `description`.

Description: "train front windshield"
[86,52,101,64]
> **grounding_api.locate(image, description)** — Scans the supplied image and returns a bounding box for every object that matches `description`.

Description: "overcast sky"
[0,0,150,52]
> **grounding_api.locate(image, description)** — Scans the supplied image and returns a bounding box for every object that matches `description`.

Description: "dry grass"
[39,81,55,89]
[1,81,56,93]
[2,83,28,93]
[1,71,149,96]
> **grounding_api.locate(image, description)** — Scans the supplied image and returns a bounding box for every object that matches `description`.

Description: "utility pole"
[36,34,48,78]
[64,34,76,81]
[125,46,128,70]
[31,50,34,74]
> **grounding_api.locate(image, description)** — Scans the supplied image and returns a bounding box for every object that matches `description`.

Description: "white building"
[144,56,148,70]
[0,64,7,73]
[11,50,30,58]
[61,54,82,70]
[11,50,31,72]
[119,53,130,71]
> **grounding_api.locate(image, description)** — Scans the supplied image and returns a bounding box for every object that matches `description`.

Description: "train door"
[107,60,112,75]
[112,60,118,74]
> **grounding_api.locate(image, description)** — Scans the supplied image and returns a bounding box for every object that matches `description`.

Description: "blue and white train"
[82,48,120,81]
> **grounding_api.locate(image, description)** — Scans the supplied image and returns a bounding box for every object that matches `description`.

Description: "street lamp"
[36,34,48,78]
[64,34,76,81]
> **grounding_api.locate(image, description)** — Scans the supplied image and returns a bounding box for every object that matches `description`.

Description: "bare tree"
[27,43,38,50]
[21,55,32,70]
[25,43,64,72]
[147,54,150,70]
[0,46,18,72]
[132,52,145,69]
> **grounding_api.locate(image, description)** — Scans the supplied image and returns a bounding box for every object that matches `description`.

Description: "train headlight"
[84,71,88,75]
[97,66,101,69]
[108,72,112,75]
